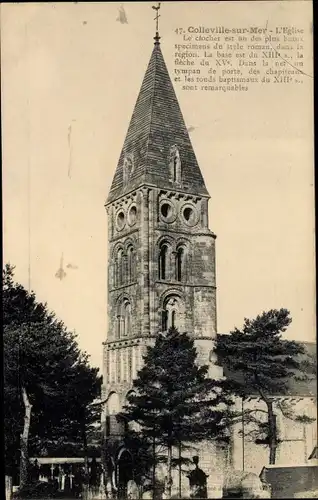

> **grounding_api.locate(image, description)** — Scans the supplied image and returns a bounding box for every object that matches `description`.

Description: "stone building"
[227,342,317,474]
[101,31,317,498]
[102,30,223,496]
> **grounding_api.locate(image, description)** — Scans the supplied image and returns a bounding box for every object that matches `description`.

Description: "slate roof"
[217,336,317,398]
[106,39,209,204]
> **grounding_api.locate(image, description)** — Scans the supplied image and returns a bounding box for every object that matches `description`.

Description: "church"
[101,24,317,499]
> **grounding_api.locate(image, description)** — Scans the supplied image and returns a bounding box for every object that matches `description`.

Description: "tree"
[60,364,102,485]
[3,264,102,485]
[120,327,234,499]
[214,309,316,465]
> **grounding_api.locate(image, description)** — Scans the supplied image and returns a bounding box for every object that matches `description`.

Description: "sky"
[2,1,315,373]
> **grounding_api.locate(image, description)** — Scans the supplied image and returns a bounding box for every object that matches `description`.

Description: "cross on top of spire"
[152,2,161,44]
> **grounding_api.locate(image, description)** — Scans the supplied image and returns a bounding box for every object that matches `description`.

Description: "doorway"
[117,449,133,499]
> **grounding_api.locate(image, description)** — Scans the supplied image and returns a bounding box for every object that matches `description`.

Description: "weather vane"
[152,3,161,42]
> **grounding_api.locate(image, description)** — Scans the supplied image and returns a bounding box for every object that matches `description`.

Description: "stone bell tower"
[102,28,219,494]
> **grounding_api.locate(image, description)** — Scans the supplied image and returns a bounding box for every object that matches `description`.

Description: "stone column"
[110,350,115,383]
[106,205,114,291]
[211,234,217,335]
[128,348,132,382]
[138,344,143,372]
[148,189,155,334]
[123,348,128,383]
[105,348,110,387]
[120,350,124,382]
[5,476,12,500]
[116,350,120,383]
[140,188,150,336]
[202,198,209,228]
[132,345,136,380]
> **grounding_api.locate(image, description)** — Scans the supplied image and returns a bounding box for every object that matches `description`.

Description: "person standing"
[63,464,71,493]
[89,458,99,496]
[53,464,59,491]
[187,456,208,499]
[73,466,84,498]
[31,459,40,483]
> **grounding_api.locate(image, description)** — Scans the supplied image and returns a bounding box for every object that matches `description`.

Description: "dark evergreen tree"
[214,309,316,464]
[120,327,234,499]
[3,264,102,486]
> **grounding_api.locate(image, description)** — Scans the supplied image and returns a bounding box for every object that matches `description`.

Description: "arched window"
[115,315,121,339]
[123,155,134,185]
[173,156,177,182]
[108,392,120,415]
[116,248,124,286]
[162,309,168,332]
[127,245,135,282]
[171,310,176,329]
[107,392,122,436]
[123,301,131,336]
[161,295,184,332]
[117,298,132,338]
[176,246,186,281]
[159,243,170,280]
[169,145,181,183]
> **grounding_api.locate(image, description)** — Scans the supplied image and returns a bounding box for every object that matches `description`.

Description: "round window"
[182,205,198,226]
[128,205,137,226]
[161,203,171,218]
[116,211,125,231]
[159,200,176,223]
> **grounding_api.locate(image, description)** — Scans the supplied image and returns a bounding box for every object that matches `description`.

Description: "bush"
[13,481,57,499]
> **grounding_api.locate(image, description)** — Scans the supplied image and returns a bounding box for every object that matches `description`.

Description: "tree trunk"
[101,435,109,499]
[82,427,89,500]
[83,429,89,476]
[166,443,173,499]
[267,400,277,465]
[20,386,32,488]
[152,432,156,500]
[102,456,109,499]
[256,378,278,466]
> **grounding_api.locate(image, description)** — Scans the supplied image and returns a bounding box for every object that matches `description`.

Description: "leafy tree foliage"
[3,264,102,483]
[120,327,234,499]
[214,308,316,464]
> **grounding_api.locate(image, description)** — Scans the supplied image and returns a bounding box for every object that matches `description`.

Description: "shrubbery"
[13,481,57,499]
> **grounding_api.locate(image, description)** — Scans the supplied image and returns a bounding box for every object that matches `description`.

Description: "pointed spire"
[106,23,209,204]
